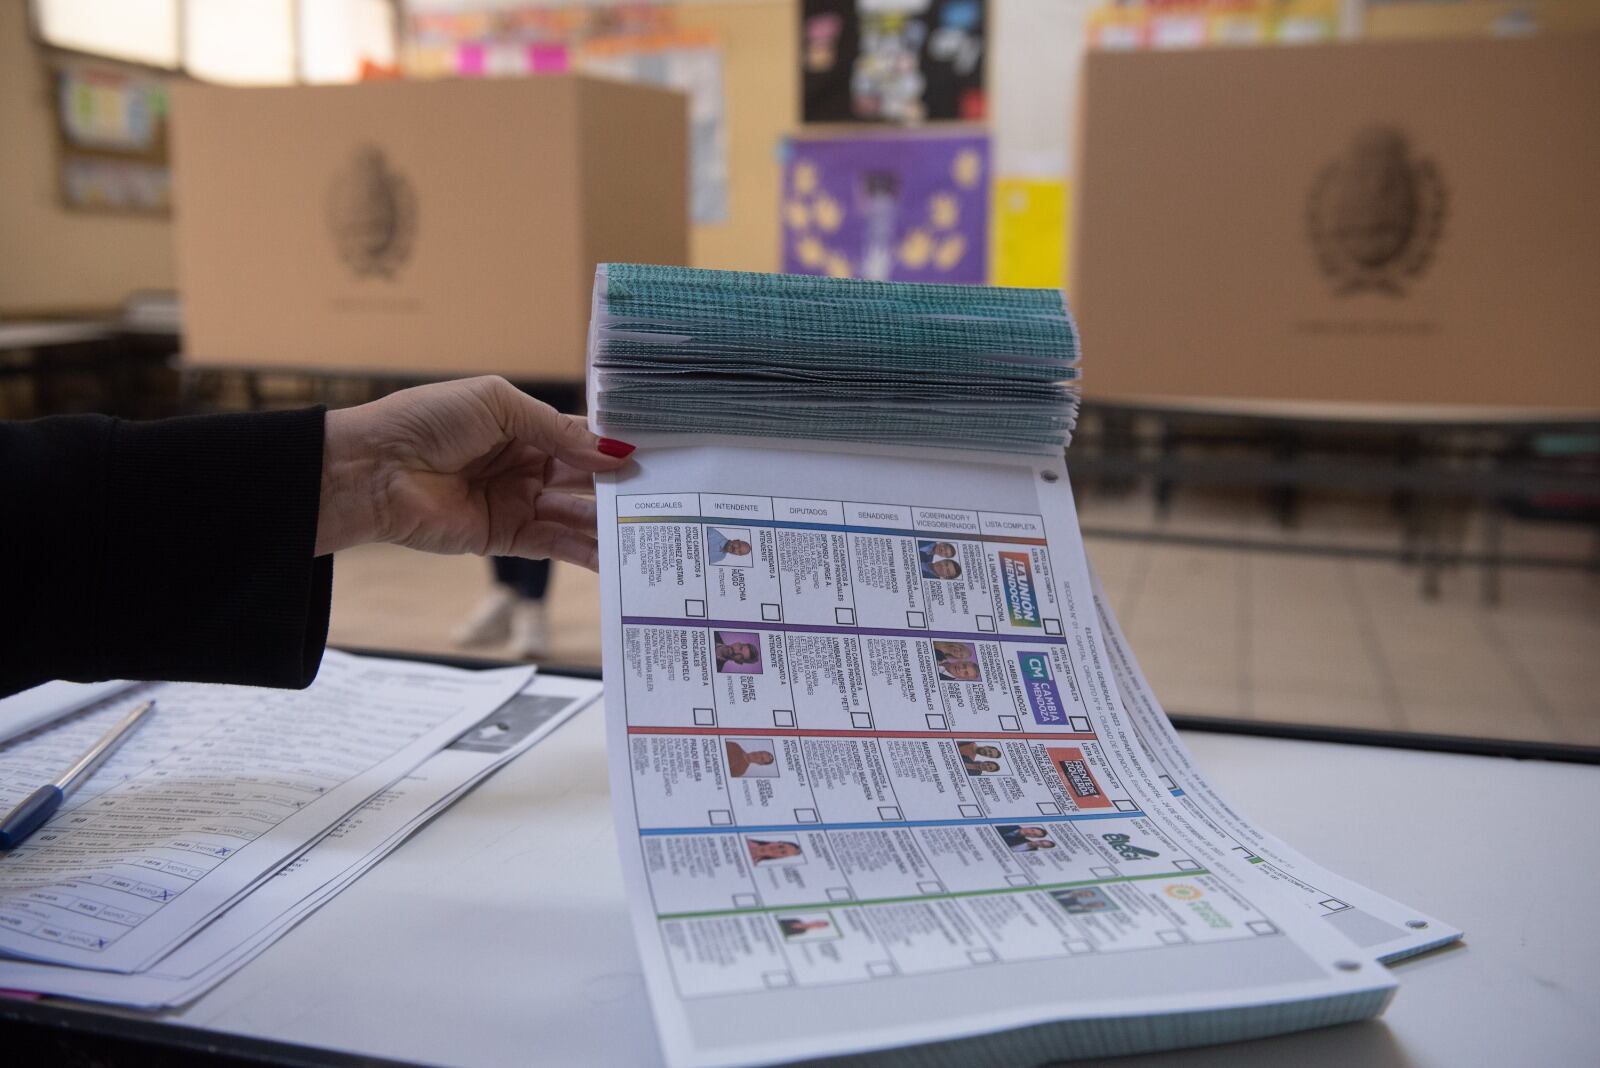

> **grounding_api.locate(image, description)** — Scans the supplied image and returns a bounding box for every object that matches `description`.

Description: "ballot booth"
[171,76,690,385]
[1068,33,1600,599]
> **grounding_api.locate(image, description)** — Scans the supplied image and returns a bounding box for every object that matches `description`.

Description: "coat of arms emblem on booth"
[1307,127,1446,296]
[327,145,417,280]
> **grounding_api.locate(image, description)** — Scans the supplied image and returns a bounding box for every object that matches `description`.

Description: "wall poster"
[992,176,1067,290]
[782,134,989,284]
[802,1,986,124]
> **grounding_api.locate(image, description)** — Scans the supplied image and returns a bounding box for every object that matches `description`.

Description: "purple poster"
[782,134,989,284]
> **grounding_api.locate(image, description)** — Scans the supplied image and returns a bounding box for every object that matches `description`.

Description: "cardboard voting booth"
[171,76,688,380]
[1073,34,1600,411]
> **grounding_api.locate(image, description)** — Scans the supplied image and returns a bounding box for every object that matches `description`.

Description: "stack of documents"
[588,263,1081,452]
[586,264,1463,1066]
[0,651,601,1007]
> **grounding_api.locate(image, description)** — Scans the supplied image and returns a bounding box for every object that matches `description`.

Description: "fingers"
[534,490,597,532]
[503,522,603,572]
[545,458,609,492]
[546,529,602,572]
[486,490,600,570]
[485,448,605,497]
[475,377,634,474]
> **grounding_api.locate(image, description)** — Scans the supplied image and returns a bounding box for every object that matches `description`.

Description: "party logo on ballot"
[1017,652,1066,725]
[998,551,1041,628]
[1046,746,1111,810]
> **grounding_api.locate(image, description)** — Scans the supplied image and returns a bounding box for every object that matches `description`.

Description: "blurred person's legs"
[453,382,576,656]
[455,557,551,655]
[502,556,551,658]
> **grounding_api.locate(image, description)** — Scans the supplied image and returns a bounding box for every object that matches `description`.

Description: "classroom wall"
[0,1,176,315]
[676,0,797,273]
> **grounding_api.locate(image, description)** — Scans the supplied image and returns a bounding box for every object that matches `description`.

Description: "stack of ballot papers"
[0,650,601,1007]
[587,265,1463,1067]
[587,263,1081,452]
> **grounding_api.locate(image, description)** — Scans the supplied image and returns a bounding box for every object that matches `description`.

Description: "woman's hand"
[314,376,634,569]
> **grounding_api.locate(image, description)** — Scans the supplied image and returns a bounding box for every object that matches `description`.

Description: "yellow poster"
[991,177,1069,291]
[1363,0,1600,39]
[1086,0,1344,49]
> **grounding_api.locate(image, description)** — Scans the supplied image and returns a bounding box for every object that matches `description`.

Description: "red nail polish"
[598,437,637,458]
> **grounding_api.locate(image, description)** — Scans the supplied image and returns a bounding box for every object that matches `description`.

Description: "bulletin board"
[52,61,172,214]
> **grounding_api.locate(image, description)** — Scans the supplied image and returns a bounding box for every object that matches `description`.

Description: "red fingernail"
[598,437,636,458]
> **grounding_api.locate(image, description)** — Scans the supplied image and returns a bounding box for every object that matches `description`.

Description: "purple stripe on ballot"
[617,514,1048,546]
[620,616,1068,645]
[638,811,1141,836]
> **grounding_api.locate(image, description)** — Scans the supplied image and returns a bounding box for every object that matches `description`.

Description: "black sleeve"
[0,408,333,698]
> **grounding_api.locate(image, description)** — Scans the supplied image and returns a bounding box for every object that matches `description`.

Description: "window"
[184,0,297,84]
[300,0,397,83]
[32,0,397,84]
[33,0,181,68]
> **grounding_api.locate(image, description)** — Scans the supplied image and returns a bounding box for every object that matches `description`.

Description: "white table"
[16,696,1600,1067]
[0,322,112,351]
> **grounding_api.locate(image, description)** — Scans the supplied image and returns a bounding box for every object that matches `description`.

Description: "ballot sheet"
[0,672,603,1006]
[0,651,531,972]
[1088,571,1463,964]
[596,441,1400,1068]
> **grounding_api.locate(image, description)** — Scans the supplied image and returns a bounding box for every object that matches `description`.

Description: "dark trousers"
[488,383,577,604]
[492,557,550,601]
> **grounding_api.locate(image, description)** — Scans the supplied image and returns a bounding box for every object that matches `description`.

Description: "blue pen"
[0,699,155,851]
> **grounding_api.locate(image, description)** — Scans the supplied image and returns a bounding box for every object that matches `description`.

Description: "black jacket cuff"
[0,408,333,695]
[102,407,333,688]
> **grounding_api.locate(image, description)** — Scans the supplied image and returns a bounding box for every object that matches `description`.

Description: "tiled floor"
[328,487,1600,748]
[1084,486,1600,746]
[328,548,604,668]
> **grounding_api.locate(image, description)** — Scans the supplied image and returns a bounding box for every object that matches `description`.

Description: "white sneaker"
[453,588,517,647]
[509,601,550,660]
